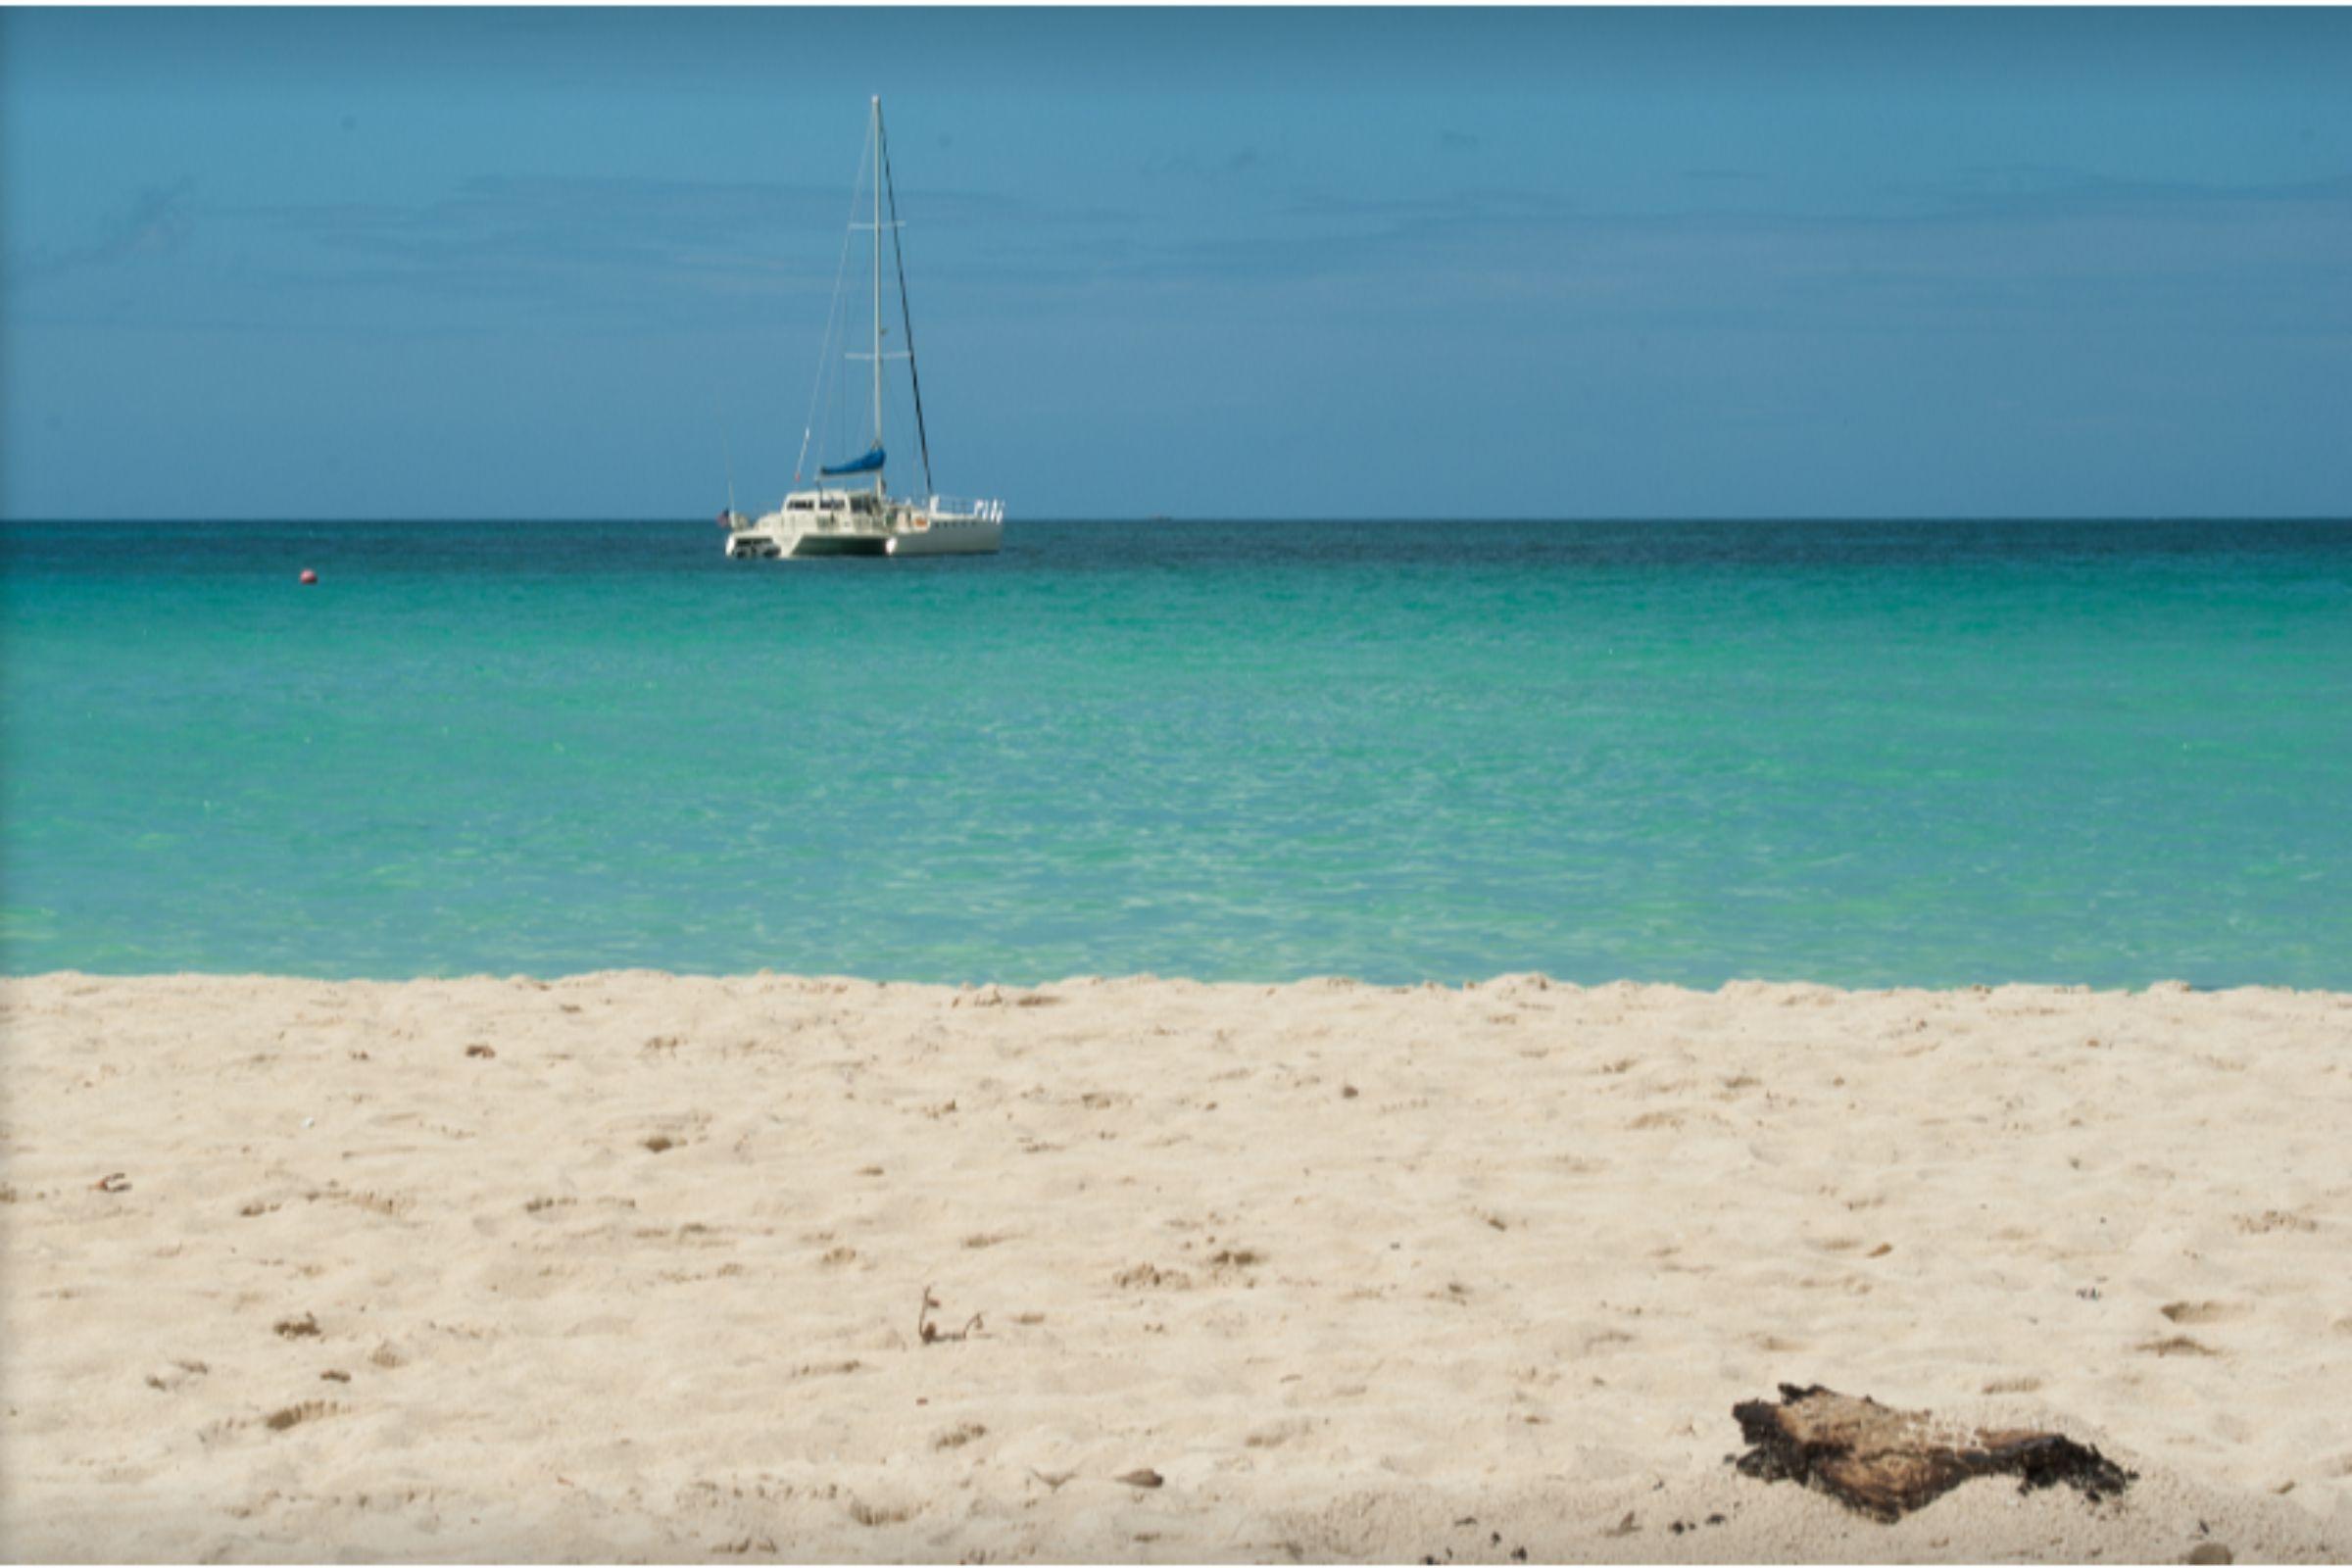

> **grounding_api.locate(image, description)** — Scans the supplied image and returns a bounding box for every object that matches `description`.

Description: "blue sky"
[4,7,2349,520]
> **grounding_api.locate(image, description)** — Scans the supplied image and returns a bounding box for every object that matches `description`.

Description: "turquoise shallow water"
[4,518,2348,986]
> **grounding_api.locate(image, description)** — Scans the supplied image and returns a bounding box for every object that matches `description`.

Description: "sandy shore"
[4,972,2348,1562]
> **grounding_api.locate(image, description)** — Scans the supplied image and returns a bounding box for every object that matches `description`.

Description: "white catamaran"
[723,97,1004,560]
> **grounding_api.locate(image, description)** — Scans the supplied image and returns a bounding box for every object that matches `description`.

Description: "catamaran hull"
[722,516,1002,561]
[886,515,1002,557]
[786,533,890,558]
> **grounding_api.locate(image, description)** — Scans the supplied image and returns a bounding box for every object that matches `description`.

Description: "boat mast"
[870,94,884,484]
[878,101,935,501]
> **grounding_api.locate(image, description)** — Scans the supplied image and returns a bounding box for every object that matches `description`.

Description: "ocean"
[4,517,2347,987]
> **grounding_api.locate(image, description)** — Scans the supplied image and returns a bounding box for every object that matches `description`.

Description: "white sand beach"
[4,973,2348,1562]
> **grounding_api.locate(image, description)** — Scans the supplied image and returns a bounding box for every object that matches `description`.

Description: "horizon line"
[7,514,2350,527]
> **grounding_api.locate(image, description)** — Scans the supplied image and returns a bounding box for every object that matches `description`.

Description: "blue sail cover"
[820,446,886,477]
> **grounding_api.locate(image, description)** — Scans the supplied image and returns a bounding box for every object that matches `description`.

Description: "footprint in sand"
[2160,1300,2249,1326]
[1114,1263,1192,1291]
[2136,1335,2223,1357]
[264,1399,341,1432]
[2233,1209,2318,1235]
[144,1359,210,1393]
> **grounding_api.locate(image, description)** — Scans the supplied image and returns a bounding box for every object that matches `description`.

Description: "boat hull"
[887,514,1003,557]
[723,511,1002,561]
[788,533,890,558]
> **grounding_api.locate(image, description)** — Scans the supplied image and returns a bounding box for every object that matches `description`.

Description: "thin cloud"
[1141,147,1266,180]
[1927,165,2352,219]
[3,177,197,287]
[186,174,1138,311]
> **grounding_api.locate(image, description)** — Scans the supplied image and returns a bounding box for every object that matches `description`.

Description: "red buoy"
[299,568,318,585]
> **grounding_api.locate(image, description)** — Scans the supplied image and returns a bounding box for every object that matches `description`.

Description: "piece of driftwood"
[1733,1384,2134,1522]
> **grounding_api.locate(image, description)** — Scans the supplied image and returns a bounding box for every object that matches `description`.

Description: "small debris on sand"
[915,1286,982,1345]
[1733,1383,2134,1522]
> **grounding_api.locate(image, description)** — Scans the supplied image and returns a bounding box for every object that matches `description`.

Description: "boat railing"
[927,496,1004,523]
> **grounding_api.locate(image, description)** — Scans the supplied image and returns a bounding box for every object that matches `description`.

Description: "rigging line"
[876,103,934,501]
[798,122,871,484]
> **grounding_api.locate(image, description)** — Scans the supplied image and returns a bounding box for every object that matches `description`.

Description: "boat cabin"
[778,485,887,521]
